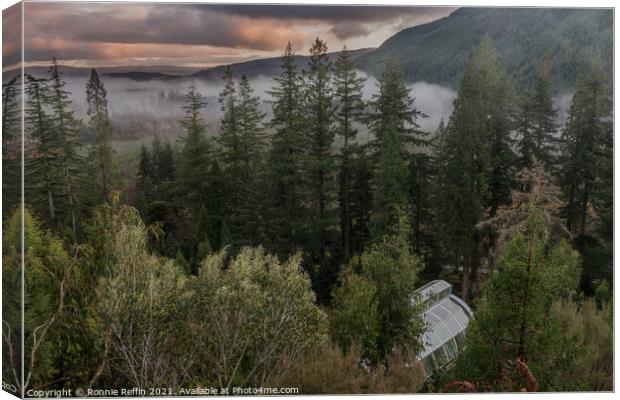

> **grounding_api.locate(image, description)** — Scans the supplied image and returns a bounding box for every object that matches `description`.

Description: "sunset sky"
[2,2,456,70]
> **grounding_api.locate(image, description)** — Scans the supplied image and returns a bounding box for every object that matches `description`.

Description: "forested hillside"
[2,26,613,395]
[356,7,613,91]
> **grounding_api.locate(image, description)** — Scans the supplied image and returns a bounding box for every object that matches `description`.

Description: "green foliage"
[191,246,327,387]
[331,222,424,365]
[361,230,425,364]
[2,76,21,219]
[559,53,612,235]
[329,267,380,356]
[552,297,612,390]
[334,46,366,261]
[86,69,114,201]
[454,208,582,390]
[357,8,612,91]
[369,57,424,241]
[178,82,211,212]
[266,42,308,256]
[3,208,73,391]
[47,58,84,237]
[92,200,192,388]
[434,38,516,300]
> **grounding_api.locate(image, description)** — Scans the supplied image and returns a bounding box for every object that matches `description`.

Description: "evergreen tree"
[349,146,373,260]
[454,208,582,390]
[333,46,366,261]
[368,56,424,241]
[304,37,336,267]
[267,42,308,255]
[434,38,516,301]
[217,66,243,194]
[48,58,84,237]
[25,74,59,223]
[177,82,210,214]
[2,76,21,218]
[530,57,559,168]
[559,53,612,235]
[516,89,536,168]
[236,75,267,173]
[86,69,113,201]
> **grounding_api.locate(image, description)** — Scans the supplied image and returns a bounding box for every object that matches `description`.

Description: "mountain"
[355,7,613,92]
[191,47,375,80]
[103,71,180,81]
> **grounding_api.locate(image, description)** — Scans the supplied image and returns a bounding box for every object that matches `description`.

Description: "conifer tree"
[267,42,308,255]
[177,82,210,214]
[304,37,336,266]
[454,208,581,390]
[25,74,59,222]
[349,147,373,260]
[516,89,536,168]
[435,38,516,301]
[48,58,84,236]
[368,57,424,241]
[218,66,243,191]
[232,76,270,247]
[530,57,559,168]
[334,46,366,260]
[237,75,267,172]
[2,76,21,218]
[559,54,612,235]
[86,68,113,201]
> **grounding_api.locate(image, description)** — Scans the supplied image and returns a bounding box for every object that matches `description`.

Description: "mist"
[57,72,572,147]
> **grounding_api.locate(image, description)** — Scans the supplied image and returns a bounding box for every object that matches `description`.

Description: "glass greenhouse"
[415,280,473,377]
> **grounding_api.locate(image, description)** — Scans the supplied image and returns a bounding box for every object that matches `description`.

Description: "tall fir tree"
[434,38,516,301]
[24,74,60,223]
[530,57,559,169]
[232,75,269,247]
[368,56,424,241]
[267,42,308,256]
[48,57,84,237]
[178,82,211,214]
[217,66,243,195]
[85,69,113,201]
[333,46,366,261]
[559,53,612,235]
[304,37,336,267]
[516,89,536,168]
[2,76,21,218]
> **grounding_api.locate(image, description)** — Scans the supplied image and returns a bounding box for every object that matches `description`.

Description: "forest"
[1,35,613,394]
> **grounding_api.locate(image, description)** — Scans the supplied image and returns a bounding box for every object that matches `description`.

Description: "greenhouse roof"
[416,280,473,360]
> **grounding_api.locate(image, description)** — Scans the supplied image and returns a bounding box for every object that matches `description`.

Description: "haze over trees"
[2,31,613,394]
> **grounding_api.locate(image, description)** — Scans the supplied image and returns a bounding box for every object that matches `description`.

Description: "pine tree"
[333,46,366,261]
[516,89,536,168]
[368,56,424,241]
[435,38,516,301]
[48,58,84,237]
[304,37,336,266]
[349,146,373,260]
[25,74,60,223]
[454,208,581,390]
[530,57,559,169]
[237,75,266,172]
[267,42,308,255]
[217,66,243,192]
[2,75,21,218]
[559,53,612,235]
[86,68,113,201]
[232,75,269,247]
[177,82,210,214]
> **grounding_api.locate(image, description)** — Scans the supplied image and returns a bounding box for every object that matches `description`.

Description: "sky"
[3,2,456,70]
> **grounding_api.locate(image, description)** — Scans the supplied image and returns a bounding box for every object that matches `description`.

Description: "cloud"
[7,3,454,68]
